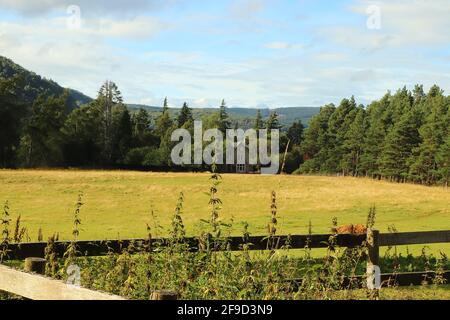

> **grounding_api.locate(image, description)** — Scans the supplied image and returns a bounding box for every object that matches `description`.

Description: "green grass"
[0,169,449,255]
[330,285,450,300]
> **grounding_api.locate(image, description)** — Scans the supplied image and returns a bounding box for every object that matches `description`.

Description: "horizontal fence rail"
[5,230,450,260]
[379,230,450,246]
[378,271,450,287]
[0,264,125,300]
[6,234,368,260]
[1,230,449,299]
[289,271,450,290]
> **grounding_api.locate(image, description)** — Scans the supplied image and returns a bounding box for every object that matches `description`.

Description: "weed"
[0,201,11,263]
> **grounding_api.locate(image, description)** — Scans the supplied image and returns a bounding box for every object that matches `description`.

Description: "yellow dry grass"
[0,169,449,255]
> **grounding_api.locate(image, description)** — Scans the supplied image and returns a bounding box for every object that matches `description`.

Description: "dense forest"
[0,74,304,172]
[0,56,449,185]
[299,85,450,186]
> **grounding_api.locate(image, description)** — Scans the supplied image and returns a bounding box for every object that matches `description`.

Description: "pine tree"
[378,107,422,182]
[254,109,264,131]
[287,120,304,146]
[21,93,68,166]
[155,98,173,138]
[341,107,366,176]
[390,87,413,124]
[61,103,103,166]
[163,97,169,113]
[155,98,174,165]
[265,112,282,130]
[360,128,382,177]
[300,104,335,173]
[178,102,193,127]
[409,86,448,184]
[325,97,357,173]
[132,108,151,145]
[358,93,395,178]
[97,81,123,162]
[0,76,27,167]
[413,84,425,105]
[218,99,231,134]
[436,134,450,186]
[112,106,133,163]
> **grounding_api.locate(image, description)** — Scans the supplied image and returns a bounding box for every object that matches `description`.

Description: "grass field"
[0,169,449,255]
[331,285,450,300]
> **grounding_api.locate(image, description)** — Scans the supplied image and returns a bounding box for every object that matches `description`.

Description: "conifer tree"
[409,86,448,184]
[178,102,193,127]
[163,97,169,113]
[300,104,335,173]
[155,98,173,138]
[359,94,392,178]
[154,98,175,165]
[325,97,357,173]
[254,109,264,131]
[341,107,366,176]
[218,99,231,134]
[265,112,282,130]
[132,108,151,145]
[436,135,450,186]
[97,81,123,162]
[378,108,422,182]
[287,120,304,146]
[112,106,133,163]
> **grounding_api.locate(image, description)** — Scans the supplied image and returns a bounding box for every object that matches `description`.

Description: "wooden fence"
[0,263,125,300]
[1,229,449,300]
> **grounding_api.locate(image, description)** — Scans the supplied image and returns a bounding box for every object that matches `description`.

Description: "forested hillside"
[0,57,310,172]
[300,86,450,185]
[0,75,304,171]
[0,57,448,185]
[0,56,92,109]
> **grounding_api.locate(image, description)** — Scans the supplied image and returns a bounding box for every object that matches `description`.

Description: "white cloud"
[314,52,347,62]
[351,0,450,44]
[82,17,170,38]
[0,14,170,101]
[321,0,450,52]
[229,0,266,20]
[227,0,276,33]
[0,0,177,16]
[1,0,450,108]
[1,15,169,41]
[264,42,305,50]
[319,26,396,53]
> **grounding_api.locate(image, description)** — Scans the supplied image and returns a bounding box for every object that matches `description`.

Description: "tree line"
[300,85,449,186]
[0,78,304,172]
[1,76,448,185]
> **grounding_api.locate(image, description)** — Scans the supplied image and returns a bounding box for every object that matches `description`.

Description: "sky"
[0,0,449,108]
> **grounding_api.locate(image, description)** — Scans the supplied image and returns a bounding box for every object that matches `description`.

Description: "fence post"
[366,229,380,297]
[151,290,178,300]
[367,229,380,267]
[24,257,46,275]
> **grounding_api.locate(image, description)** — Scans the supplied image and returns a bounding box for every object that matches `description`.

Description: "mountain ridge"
[0,55,319,126]
[128,104,319,127]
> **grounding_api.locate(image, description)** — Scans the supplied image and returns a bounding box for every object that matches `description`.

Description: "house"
[219,140,259,174]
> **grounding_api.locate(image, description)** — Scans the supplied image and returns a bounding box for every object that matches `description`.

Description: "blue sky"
[1,0,449,108]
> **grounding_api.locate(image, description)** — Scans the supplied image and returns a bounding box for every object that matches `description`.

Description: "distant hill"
[0,56,319,126]
[128,104,319,128]
[0,56,92,110]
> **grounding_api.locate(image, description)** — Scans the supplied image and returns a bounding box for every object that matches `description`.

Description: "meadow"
[0,169,449,255]
[1,169,450,300]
